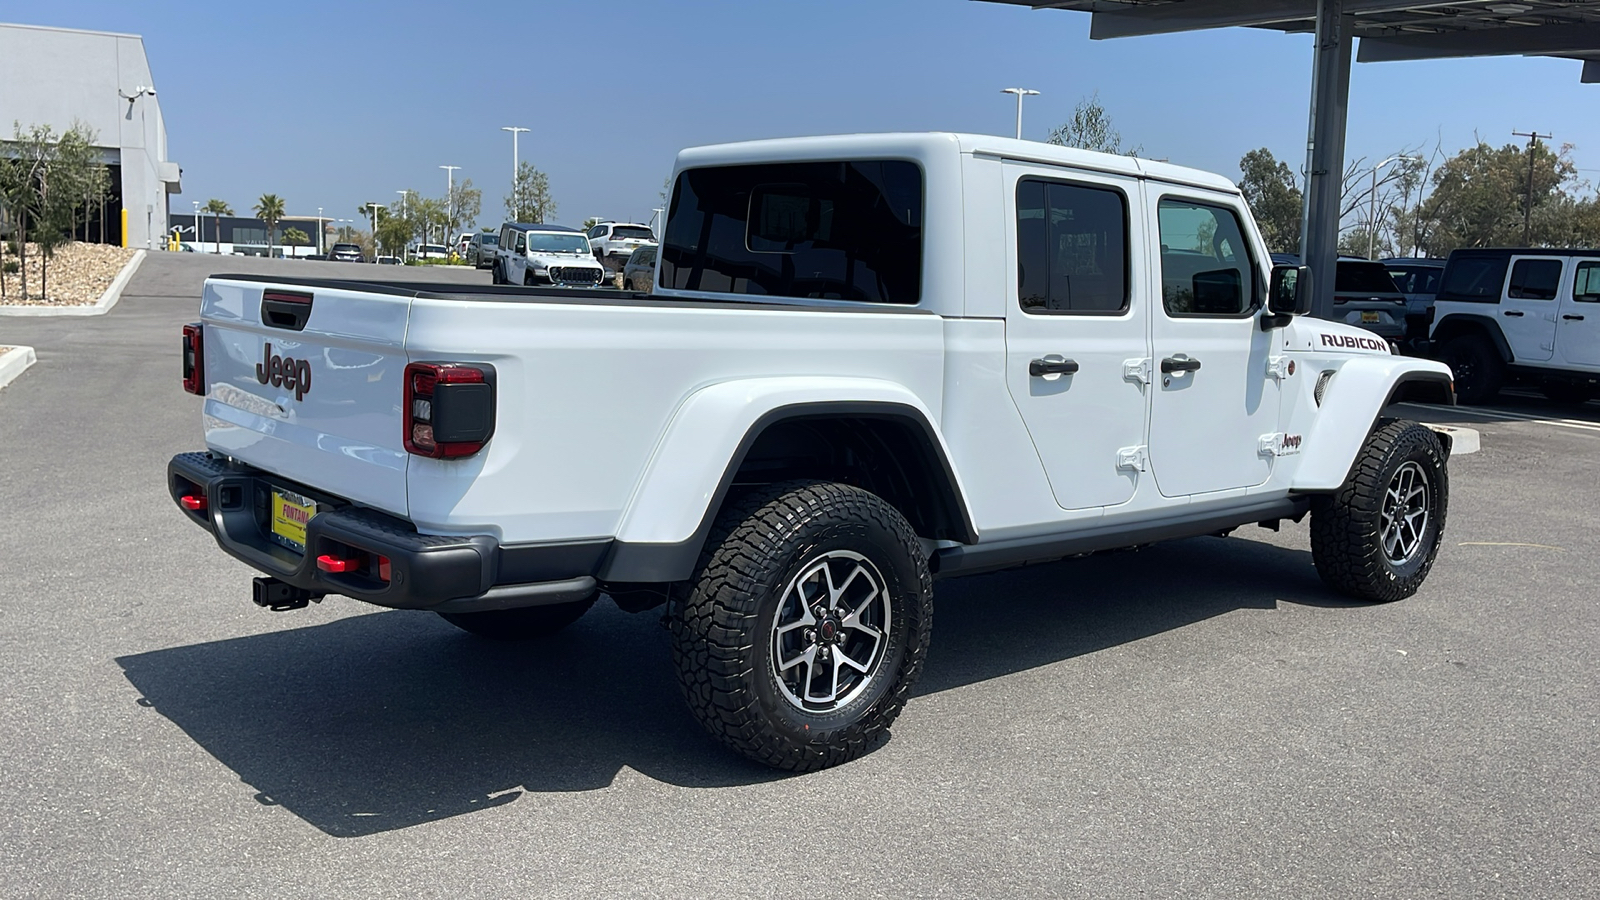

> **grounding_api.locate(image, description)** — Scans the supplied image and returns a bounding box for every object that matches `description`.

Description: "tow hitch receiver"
[252,576,324,612]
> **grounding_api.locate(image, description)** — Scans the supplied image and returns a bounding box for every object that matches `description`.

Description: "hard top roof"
[1448,247,1600,258]
[504,222,580,233]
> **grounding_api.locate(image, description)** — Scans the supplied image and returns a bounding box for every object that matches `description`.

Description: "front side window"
[1508,259,1563,300]
[1157,199,1256,317]
[1015,178,1128,314]
[514,232,526,253]
[660,160,923,304]
[1574,261,1600,302]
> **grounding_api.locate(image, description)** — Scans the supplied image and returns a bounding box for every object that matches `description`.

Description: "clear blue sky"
[7,0,1596,228]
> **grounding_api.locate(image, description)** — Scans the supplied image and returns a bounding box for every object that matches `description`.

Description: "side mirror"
[1268,264,1312,316]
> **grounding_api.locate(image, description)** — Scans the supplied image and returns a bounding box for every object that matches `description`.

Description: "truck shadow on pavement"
[117,534,1351,837]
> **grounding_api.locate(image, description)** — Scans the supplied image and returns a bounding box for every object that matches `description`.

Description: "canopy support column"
[1300,0,1353,322]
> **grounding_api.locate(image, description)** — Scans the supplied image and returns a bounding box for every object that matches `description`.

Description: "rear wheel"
[490,260,504,284]
[1439,334,1503,404]
[671,480,932,771]
[1310,419,1448,602]
[437,595,597,640]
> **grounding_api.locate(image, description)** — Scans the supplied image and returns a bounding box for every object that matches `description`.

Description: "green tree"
[1238,148,1303,254]
[505,161,555,223]
[203,199,233,254]
[281,226,310,255]
[1048,93,1141,156]
[581,216,601,231]
[448,178,481,237]
[1417,140,1580,253]
[253,193,286,257]
[0,122,59,299]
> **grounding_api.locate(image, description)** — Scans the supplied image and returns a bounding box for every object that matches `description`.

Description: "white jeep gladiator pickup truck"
[170,133,1456,771]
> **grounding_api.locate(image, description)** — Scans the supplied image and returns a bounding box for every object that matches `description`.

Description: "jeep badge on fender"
[256,343,311,401]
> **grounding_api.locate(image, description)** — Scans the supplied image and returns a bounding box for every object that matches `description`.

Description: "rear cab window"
[1335,262,1402,295]
[612,226,654,241]
[660,159,923,305]
[1438,254,1510,302]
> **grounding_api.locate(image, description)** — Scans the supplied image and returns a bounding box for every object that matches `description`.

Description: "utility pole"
[1512,129,1551,246]
[502,126,529,217]
[1000,88,1039,140]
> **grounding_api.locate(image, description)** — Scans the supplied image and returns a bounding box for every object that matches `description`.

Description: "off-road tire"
[437,594,597,640]
[1540,381,1596,405]
[670,480,932,771]
[1310,419,1448,602]
[1440,335,1503,404]
[490,260,504,285]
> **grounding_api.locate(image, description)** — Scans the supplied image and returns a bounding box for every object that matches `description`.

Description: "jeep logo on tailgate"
[256,342,312,400]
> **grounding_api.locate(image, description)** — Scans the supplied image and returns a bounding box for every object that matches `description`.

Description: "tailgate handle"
[261,290,314,331]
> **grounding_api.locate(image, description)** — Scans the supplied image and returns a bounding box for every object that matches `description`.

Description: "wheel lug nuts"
[804,628,817,644]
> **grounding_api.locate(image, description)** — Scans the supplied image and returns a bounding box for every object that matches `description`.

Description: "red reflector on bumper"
[317,554,357,573]
[377,556,392,582]
[180,495,207,511]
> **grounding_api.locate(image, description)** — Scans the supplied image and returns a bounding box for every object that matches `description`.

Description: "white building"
[0,21,181,249]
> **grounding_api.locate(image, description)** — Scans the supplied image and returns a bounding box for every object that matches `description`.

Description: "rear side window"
[660,160,923,304]
[1156,198,1256,317]
[1335,262,1401,294]
[1507,259,1563,300]
[1574,262,1600,302]
[1439,254,1509,302]
[1015,178,1128,314]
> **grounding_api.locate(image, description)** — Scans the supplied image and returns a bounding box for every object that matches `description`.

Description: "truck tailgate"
[199,278,411,516]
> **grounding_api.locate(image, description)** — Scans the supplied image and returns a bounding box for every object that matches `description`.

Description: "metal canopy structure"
[975,0,1600,322]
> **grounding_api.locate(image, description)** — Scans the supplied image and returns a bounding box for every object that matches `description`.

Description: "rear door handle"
[1160,357,1202,374]
[1564,314,1586,321]
[1029,356,1080,377]
[1503,310,1524,317]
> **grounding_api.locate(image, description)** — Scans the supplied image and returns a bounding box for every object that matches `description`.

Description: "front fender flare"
[599,377,975,582]
[1290,358,1454,492]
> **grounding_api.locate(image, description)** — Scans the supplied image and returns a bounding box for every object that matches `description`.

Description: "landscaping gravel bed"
[0,243,137,305]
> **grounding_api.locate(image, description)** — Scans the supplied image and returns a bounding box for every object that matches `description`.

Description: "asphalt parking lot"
[1,254,1597,898]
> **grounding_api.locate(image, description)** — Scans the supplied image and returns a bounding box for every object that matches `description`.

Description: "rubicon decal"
[1320,333,1390,352]
[256,343,312,400]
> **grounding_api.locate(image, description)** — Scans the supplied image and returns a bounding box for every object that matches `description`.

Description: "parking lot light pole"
[316,206,324,254]
[1001,88,1039,140]
[440,165,460,244]
[191,200,200,248]
[366,203,384,262]
[1368,154,1419,260]
[502,126,529,216]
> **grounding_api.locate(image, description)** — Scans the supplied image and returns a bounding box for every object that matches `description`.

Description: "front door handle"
[1160,357,1202,374]
[1029,356,1080,377]
[1564,314,1586,321]
[1503,310,1525,317]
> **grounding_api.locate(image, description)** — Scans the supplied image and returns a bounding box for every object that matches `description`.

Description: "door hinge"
[1116,445,1148,471]
[1123,358,1152,386]
[1267,355,1292,380]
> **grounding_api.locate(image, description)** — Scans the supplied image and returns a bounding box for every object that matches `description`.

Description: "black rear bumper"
[168,452,601,611]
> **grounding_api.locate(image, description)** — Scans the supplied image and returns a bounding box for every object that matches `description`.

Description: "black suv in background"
[328,243,365,263]
[1272,254,1410,343]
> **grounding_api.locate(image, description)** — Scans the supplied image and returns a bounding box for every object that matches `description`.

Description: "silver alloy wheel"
[1381,460,1431,565]
[769,550,892,712]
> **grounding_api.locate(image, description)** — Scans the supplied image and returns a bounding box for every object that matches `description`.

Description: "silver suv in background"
[465,233,499,269]
[587,222,657,266]
[1273,253,1409,343]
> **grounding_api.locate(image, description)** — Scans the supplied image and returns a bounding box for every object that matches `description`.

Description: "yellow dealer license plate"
[1361,311,1381,324]
[270,489,317,553]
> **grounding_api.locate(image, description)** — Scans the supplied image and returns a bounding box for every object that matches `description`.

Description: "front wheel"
[1310,419,1448,602]
[437,595,597,640]
[671,480,932,771]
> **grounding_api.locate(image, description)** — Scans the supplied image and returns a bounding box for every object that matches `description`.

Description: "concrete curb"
[0,249,147,317]
[1426,424,1481,456]
[0,345,38,391]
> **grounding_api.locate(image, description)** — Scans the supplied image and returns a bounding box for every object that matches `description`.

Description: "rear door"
[1557,259,1600,369]
[1146,192,1279,497]
[1500,256,1562,362]
[1001,162,1150,510]
[201,279,412,515]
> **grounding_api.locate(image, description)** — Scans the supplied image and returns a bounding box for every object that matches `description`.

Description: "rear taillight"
[403,362,495,458]
[182,323,204,394]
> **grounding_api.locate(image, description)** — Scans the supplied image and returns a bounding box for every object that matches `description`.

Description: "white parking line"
[1403,403,1600,434]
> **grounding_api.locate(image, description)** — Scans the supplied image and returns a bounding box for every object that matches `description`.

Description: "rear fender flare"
[1433,313,1513,362]
[600,377,976,582]
[1290,358,1455,492]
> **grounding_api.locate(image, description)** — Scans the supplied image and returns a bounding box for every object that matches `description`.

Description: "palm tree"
[202,198,232,254]
[253,193,286,258]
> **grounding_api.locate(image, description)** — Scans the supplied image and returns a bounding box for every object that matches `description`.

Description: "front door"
[1501,256,1563,362]
[1557,259,1600,369]
[1146,193,1280,498]
[1002,164,1150,511]
[509,231,529,283]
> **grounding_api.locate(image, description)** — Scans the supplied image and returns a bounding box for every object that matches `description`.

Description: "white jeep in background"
[170,133,1456,773]
[491,222,606,287]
